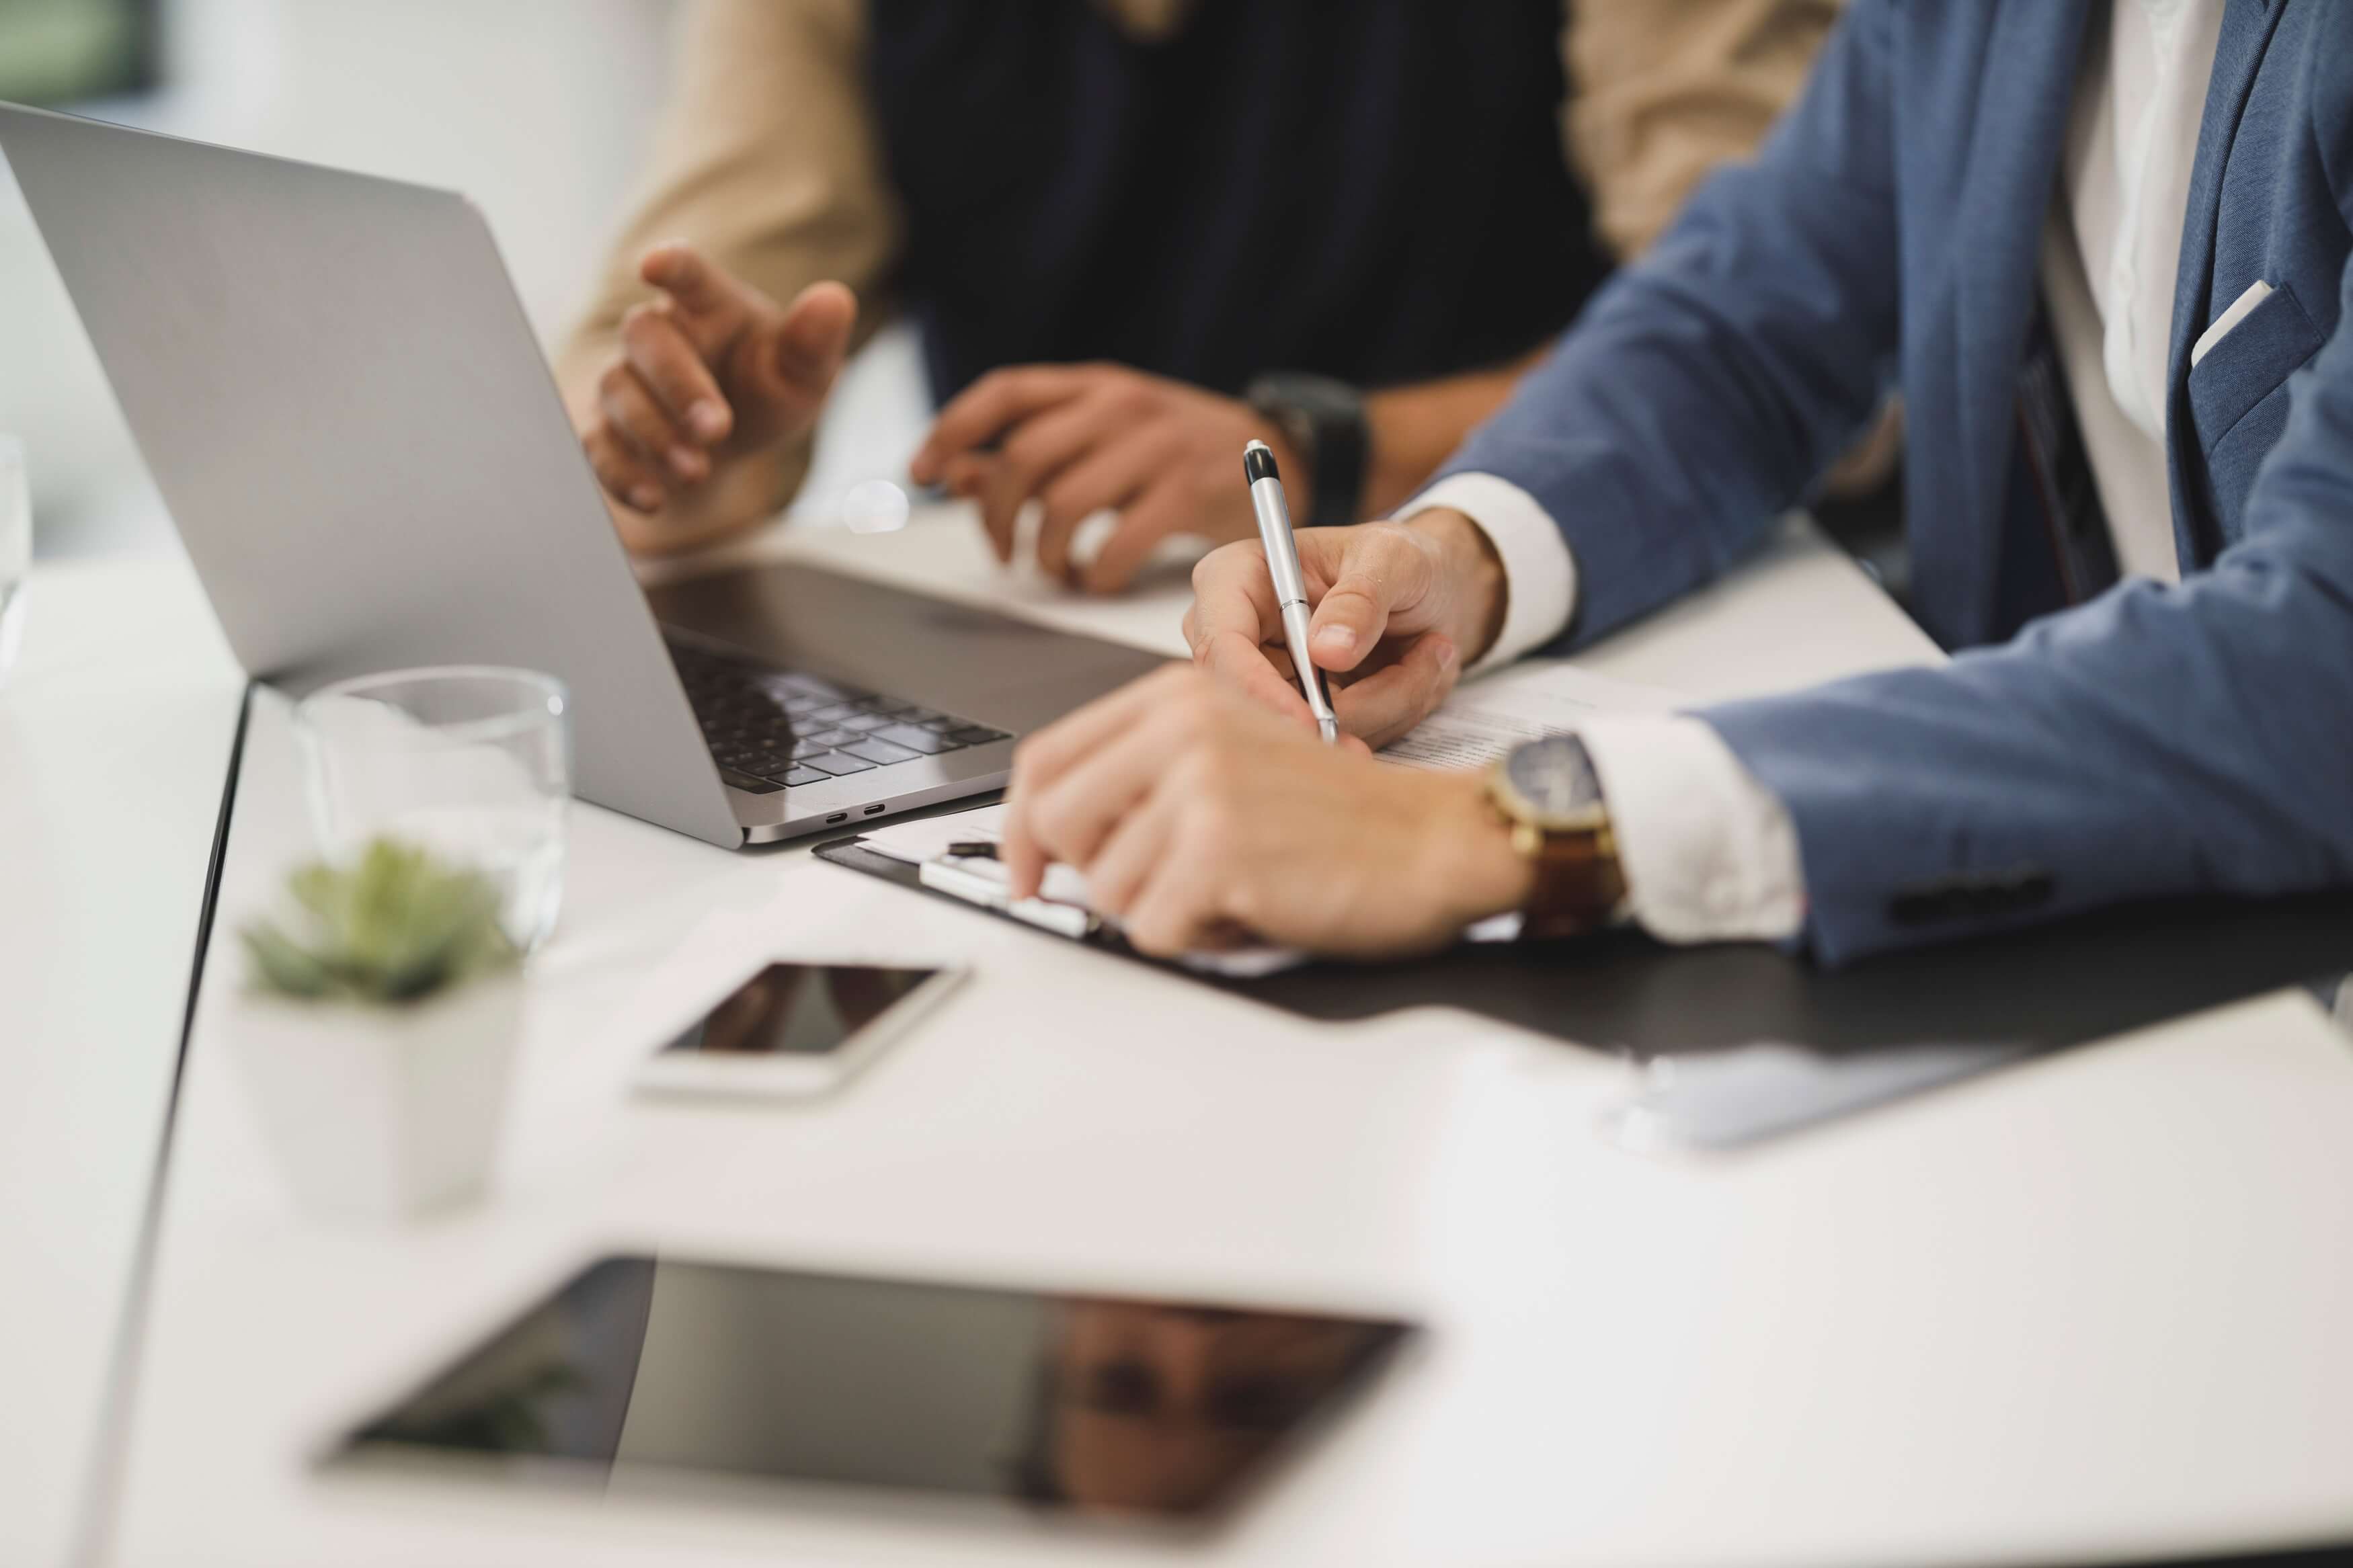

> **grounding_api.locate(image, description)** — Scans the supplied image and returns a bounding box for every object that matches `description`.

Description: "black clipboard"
[813,831,2353,1063]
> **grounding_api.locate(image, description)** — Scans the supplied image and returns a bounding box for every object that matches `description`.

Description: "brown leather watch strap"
[1515,819,1628,940]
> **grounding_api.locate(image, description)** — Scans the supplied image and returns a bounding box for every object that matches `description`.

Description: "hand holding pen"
[1240,440,1341,743]
[1183,491,1494,749]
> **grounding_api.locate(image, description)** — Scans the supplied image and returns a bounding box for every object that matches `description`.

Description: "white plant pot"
[229,976,525,1223]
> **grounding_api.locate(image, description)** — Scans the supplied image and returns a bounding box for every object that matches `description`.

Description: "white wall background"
[1,0,927,560]
[0,0,678,552]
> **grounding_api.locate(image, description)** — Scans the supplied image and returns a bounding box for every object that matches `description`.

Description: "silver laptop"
[0,103,1164,848]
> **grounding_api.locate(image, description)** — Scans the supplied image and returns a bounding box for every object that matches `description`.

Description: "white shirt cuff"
[1576,714,1806,944]
[1396,472,1577,673]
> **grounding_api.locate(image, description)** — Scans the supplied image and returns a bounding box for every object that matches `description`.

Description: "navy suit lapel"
[1930,1,2092,639]
[2163,0,2288,567]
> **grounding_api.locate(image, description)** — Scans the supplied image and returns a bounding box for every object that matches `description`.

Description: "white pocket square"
[2192,279,2274,368]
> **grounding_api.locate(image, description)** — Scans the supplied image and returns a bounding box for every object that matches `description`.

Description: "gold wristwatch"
[1482,735,1628,939]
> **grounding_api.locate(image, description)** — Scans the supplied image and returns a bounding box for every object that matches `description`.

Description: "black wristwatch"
[1245,372,1369,530]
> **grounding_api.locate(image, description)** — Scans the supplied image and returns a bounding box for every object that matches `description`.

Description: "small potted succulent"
[232,838,525,1221]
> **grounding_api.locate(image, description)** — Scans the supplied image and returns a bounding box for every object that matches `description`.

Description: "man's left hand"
[909,365,1302,595]
[1000,667,1533,958]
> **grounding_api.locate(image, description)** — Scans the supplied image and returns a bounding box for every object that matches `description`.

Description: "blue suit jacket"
[1435,0,2353,964]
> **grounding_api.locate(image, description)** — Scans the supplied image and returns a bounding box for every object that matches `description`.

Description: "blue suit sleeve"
[1429,0,1901,647]
[1706,239,2353,963]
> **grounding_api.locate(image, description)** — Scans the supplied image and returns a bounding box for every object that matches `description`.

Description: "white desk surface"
[647,503,1937,702]
[83,512,2353,1566]
[0,546,245,1568]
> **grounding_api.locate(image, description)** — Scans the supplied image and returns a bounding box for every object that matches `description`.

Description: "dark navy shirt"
[866,0,1608,403]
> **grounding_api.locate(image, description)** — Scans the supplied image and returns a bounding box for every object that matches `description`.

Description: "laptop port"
[826,813,847,824]
[863,804,887,815]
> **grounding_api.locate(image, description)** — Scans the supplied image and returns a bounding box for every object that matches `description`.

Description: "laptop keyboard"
[668,641,1012,794]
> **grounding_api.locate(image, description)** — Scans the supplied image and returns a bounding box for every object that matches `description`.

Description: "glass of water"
[0,436,27,688]
[294,666,571,953]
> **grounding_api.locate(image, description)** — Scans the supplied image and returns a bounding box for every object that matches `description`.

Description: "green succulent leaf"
[241,837,520,1007]
[239,924,335,999]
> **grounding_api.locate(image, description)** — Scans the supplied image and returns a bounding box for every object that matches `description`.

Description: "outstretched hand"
[577,242,856,543]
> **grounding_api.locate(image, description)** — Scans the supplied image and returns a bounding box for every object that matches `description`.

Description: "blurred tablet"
[326,1255,1414,1530]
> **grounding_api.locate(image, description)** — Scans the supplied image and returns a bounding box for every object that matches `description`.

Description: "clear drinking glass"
[0,436,28,689]
[294,666,571,953]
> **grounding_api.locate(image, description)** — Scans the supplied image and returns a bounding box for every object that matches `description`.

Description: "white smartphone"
[634,961,969,1100]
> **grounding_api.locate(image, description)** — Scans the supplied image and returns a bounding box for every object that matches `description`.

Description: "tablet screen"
[330,1255,1412,1526]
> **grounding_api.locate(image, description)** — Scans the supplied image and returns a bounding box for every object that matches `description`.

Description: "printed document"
[1381,659,1680,768]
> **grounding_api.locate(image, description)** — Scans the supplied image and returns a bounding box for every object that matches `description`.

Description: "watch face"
[1503,735,1605,825]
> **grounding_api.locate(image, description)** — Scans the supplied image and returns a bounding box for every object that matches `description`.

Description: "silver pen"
[1242,440,1340,743]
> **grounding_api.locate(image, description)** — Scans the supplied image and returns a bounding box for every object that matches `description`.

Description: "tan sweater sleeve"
[1565,0,1842,261]
[557,0,902,517]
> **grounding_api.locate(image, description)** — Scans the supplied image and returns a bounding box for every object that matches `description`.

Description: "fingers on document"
[977,396,1111,567]
[1076,482,1191,596]
[1001,669,1275,952]
[1001,673,1170,897]
[1330,634,1459,750]
[1032,425,1170,584]
[1081,788,1180,919]
[916,368,1111,565]
[1016,714,1172,878]
[912,368,1207,593]
[1122,837,1230,956]
[911,365,1092,487]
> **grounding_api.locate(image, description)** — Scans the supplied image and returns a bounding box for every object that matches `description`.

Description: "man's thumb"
[1306,534,1414,672]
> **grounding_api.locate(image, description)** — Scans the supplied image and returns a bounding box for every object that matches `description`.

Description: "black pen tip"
[1242,441,1279,485]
